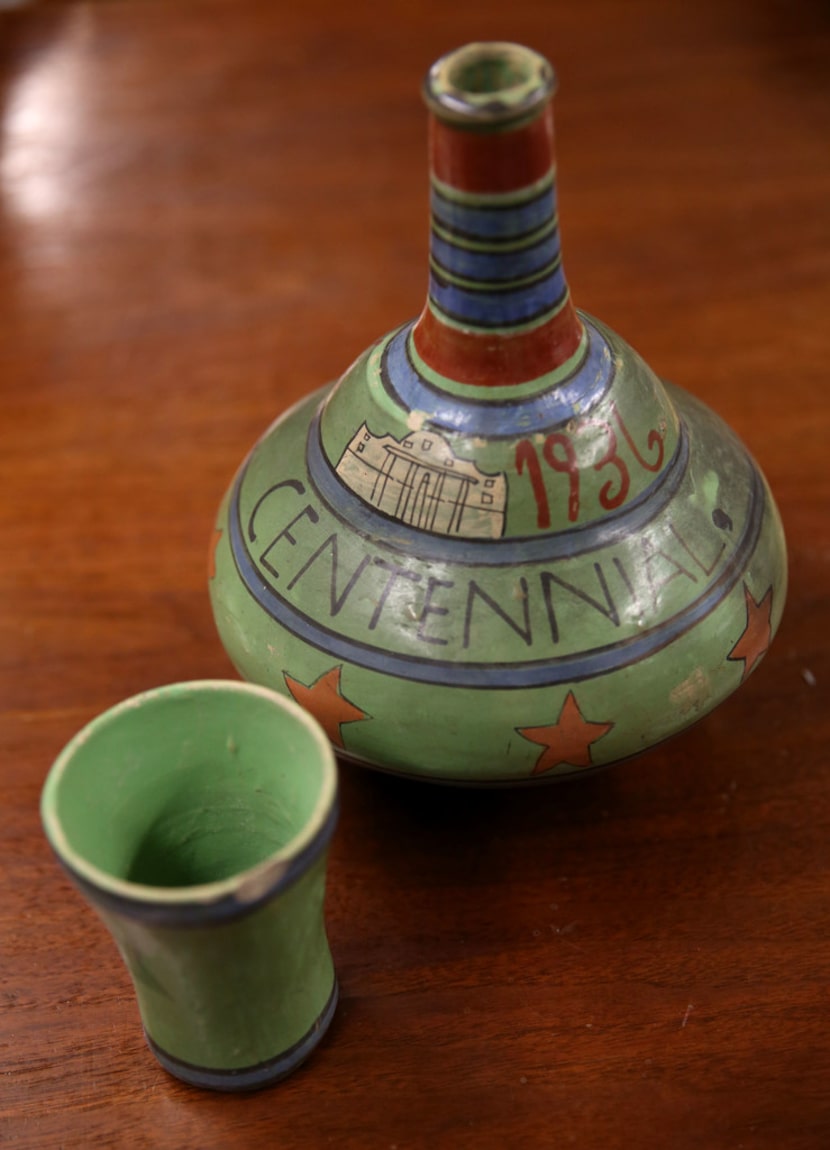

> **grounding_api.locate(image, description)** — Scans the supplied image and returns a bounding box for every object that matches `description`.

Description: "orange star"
[284,665,369,749]
[208,527,223,580]
[727,583,773,681]
[518,691,614,776]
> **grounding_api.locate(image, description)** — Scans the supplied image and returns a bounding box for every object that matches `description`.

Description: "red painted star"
[284,665,369,749]
[518,691,614,776]
[727,583,773,682]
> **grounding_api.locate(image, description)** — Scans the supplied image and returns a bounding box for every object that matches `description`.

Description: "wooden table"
[2,1,828,1146]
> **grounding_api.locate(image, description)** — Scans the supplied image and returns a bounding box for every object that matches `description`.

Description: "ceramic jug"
[209,42,787,784]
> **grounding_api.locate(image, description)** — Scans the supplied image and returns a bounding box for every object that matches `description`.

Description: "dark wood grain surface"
[2,1,829,1146]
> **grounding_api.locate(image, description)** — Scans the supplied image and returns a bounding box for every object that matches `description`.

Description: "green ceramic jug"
[209,42,787,785]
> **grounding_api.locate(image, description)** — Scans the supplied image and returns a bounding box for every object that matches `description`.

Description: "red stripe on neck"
[430,108,554,195]
[412,302,584,387]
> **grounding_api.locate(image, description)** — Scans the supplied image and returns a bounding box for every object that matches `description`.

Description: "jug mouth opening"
[424,42,555,126]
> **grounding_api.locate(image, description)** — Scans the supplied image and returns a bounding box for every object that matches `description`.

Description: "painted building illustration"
[335,423,507,539]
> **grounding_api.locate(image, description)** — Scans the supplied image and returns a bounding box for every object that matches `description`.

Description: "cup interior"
[42,682,335,893]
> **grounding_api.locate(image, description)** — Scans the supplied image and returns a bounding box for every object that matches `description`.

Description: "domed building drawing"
[335,423,507,539]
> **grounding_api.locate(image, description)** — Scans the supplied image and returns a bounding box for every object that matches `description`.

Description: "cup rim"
[40,679,338,924]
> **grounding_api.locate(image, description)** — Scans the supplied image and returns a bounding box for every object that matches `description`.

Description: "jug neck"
[412,43,583,388]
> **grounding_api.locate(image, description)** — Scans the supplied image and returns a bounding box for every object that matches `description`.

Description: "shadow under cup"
[40,680,339,1091]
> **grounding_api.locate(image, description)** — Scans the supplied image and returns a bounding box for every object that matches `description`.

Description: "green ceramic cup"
[40,680,339,1091]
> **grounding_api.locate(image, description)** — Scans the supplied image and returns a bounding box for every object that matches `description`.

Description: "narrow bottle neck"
[412,105,583,387]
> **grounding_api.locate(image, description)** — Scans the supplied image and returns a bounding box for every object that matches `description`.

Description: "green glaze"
[208,44,787,785]
[209,327,786,784]
[41,681,338,1090]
